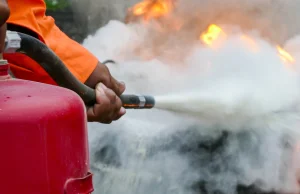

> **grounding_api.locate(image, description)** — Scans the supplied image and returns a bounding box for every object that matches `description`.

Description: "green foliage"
[44,0,69,10]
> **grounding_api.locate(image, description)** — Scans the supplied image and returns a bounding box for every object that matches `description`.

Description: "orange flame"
[200,24,226,46]
[276,46,295,64]
[200,24,295,66]
[129,0,173,21]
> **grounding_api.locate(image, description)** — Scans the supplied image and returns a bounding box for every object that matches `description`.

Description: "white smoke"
[81,0,300,193]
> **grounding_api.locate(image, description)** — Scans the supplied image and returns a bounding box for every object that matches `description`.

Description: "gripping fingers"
[87,83,125,123]
[103,88,123,120]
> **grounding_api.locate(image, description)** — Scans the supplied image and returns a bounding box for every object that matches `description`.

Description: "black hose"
[14,32,155,109]
[16,32,97,106]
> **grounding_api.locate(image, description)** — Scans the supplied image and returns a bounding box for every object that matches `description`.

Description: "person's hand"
[85,62,125,95]
[85,62,126,123]
[86,82,126,123]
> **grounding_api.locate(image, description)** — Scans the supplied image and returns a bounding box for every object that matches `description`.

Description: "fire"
[200,24,295,65]
[128,0,173,22]
[126,0,296,67]
[276,46,295,64]
[200,24,226,46]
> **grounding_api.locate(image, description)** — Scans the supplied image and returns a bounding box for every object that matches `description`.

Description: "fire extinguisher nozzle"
[120,94,155,109]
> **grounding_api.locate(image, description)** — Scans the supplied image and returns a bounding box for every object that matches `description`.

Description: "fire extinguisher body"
[0,77,93,194]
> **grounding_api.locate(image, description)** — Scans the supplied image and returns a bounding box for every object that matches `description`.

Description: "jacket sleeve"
[44,23,98,83]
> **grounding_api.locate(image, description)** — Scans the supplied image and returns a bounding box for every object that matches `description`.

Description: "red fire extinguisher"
[0,32,94,194]
[0,29,155,194]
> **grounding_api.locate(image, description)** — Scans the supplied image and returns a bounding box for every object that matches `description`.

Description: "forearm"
[84,62,102,89]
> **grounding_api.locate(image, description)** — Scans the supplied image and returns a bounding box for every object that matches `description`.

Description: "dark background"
[46,7,88,43]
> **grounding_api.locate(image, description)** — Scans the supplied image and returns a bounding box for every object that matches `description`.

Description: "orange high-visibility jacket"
[3,0,98,85]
